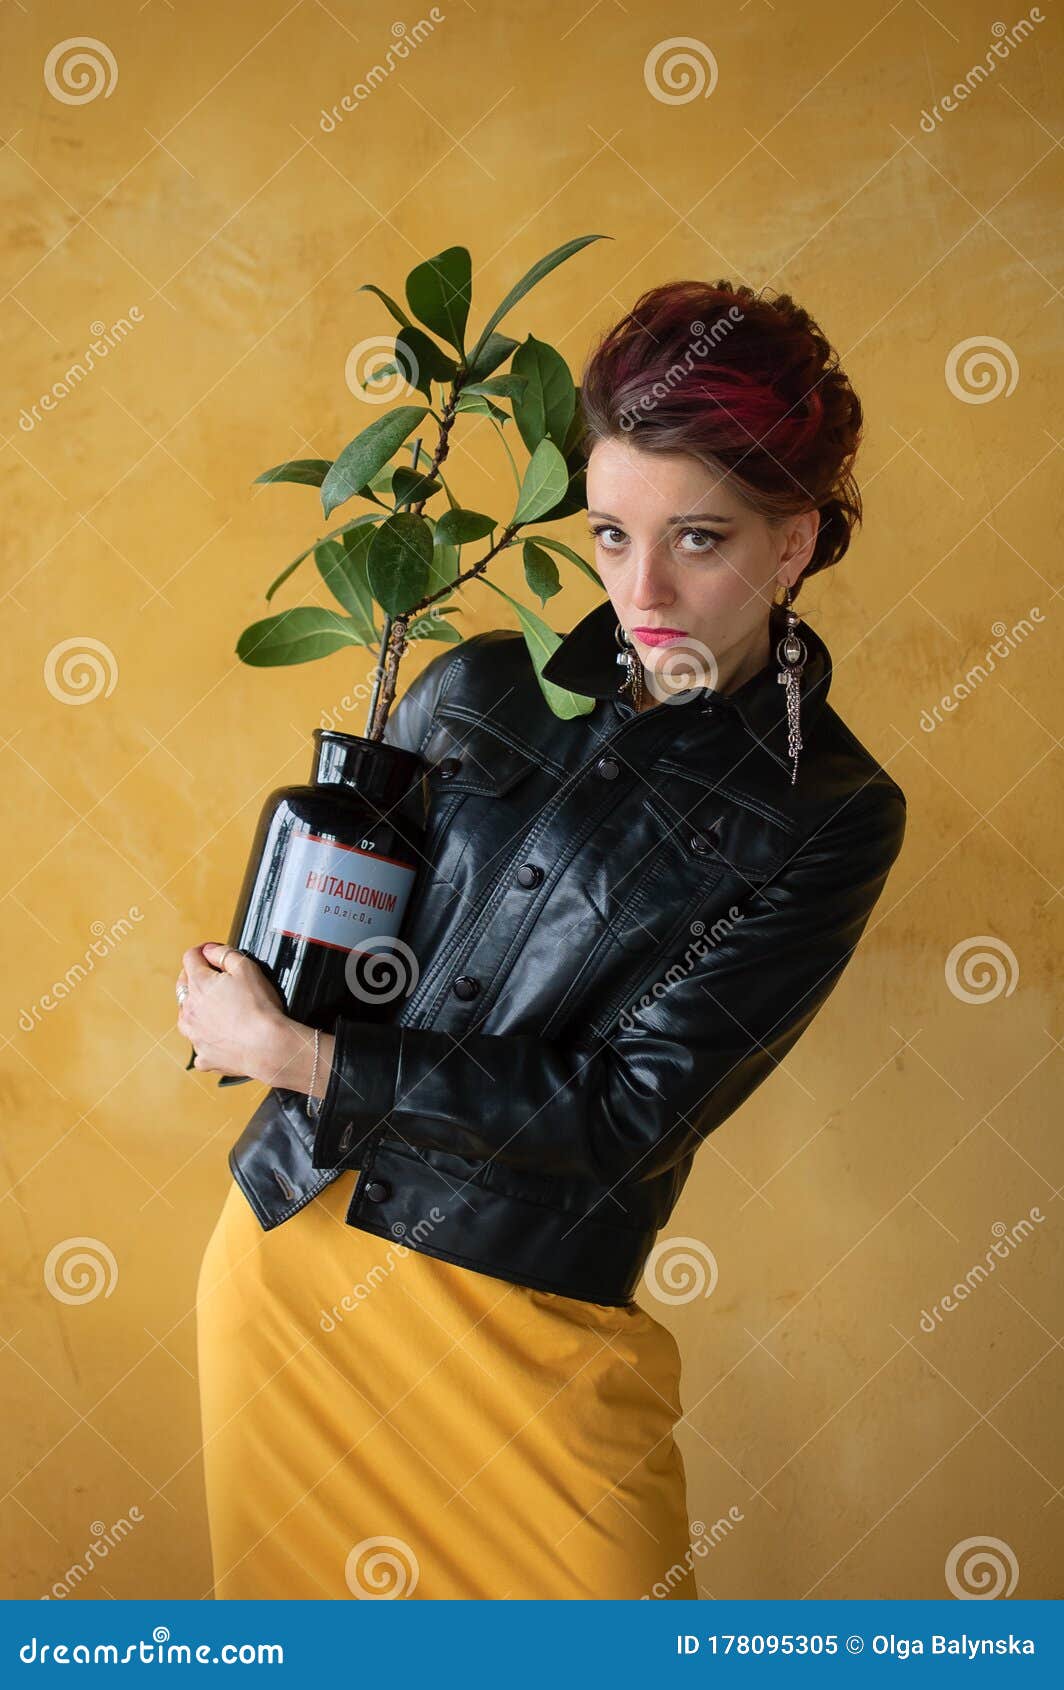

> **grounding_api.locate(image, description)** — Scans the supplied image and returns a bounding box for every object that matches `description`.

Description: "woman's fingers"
[176,941,284,1078]
[183,942,222,983]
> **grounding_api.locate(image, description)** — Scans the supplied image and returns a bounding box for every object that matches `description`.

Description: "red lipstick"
[632,626,688,646]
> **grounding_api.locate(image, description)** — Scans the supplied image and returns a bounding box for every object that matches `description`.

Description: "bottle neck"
[313,733,366,787]
[311,731,417,805]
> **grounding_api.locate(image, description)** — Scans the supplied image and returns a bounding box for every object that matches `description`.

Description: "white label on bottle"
[268,831,417,953]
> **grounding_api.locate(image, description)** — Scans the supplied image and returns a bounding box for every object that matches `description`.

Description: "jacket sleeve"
[310,775,907,1187]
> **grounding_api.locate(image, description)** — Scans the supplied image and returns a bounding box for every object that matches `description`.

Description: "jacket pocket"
[608,776,791,949]
[643,759,796,879]
[402,712,547,890]
[582,782,795,1037]
[422,707,555,797]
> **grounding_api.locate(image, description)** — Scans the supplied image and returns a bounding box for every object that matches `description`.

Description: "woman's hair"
[578,279,863,594]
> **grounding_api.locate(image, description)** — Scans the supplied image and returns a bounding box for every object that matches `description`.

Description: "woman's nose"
[630,551,676,610]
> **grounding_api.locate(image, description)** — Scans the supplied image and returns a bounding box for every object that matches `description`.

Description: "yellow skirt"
[195,1167,697,1600]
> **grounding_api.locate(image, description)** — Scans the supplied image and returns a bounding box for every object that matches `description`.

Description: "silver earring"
[775,585,806,785]
[614,621,645,710]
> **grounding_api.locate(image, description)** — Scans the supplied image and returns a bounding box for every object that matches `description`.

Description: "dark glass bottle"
[190,731,428,1085]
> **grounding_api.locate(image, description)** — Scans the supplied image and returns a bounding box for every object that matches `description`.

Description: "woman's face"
[584,436,818,689]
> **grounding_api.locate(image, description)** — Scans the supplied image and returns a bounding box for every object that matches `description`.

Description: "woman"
[185,280,906,1600]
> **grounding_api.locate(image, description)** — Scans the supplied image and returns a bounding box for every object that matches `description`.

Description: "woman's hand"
[176,943,287,1081]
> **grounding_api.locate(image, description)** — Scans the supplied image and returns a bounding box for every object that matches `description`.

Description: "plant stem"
[490,414,522,493]
[367,375,526,742]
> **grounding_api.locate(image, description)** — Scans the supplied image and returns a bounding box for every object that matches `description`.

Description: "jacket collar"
[541,595,833,771]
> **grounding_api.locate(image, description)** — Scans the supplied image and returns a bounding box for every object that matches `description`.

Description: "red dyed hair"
[578,279,863,592]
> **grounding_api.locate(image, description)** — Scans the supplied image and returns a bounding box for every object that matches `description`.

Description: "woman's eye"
[588,524,725,555]
[589,524,626,549]
[678,527,724,553]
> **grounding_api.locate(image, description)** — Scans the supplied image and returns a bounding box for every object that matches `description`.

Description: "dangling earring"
[775,584,807,785]
[614,621,645,710]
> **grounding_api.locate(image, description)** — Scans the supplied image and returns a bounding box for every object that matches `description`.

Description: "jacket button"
[516,863,543,887]
[596,756,620,780]
[364,1179,390,1203]
[453,975,480,999]
[690,824,721,855]
[438,756,461,779]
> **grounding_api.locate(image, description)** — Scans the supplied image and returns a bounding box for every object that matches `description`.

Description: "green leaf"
[454,392,510,423]
[520,533,602,587]
[511,336,576,455]
[561,392,585,457]
[264,511,384,601]
[479,581,596,719]
[367,438,434,498]
[366,512,434,616]
[467,234,609,369]
[513,438,569,525]
[367,463,399,494]
[254,458,332,487]
[236,607,368,667]
[320,406,428,519]
[315,531,378,641]
[465,332,518,380]
[522,539,561,605]
[430,528,460,590]
[434,509,495,546]
[392,465,442,507]
[359,359,405,394]
[405,246,472,354]
[407,608,463,643]
[394,326,458,398]
[357,283,415,332]
[460,375,528,402]
[535,462,586,523]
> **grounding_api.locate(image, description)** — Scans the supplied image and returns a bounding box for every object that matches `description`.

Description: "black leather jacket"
[227,596,906,1306]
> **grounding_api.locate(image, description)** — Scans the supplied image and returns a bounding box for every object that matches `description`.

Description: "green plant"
[237,235,613,738]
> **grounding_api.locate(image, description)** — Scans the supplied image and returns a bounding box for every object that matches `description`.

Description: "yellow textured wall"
[2,0,1060,1601]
